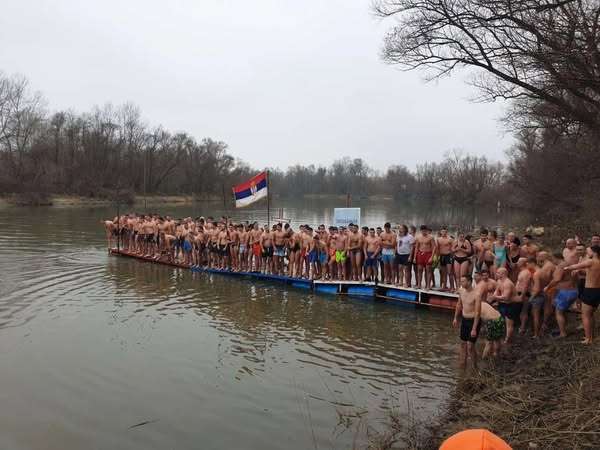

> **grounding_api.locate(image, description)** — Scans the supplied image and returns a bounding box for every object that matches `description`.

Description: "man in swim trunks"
[544,258,578,337]
[237,224,248,272]
[437,226,454,291]
[489,267,519,344]
[453,274,481,370]
[481,300,505,359]
[248,223,262,272]
[565,245,600,344]
[538,251,556,333]
[563,238,579,265]
[217,222,230,269]
[513,257,532,334]
[380,222,397,284]
[479,269,496,303]
[473,228,494,272]
[414,225,436,289]
[272,223,287,275]
[346,224,364,281]
[528,257,546,338]
[363,228,381,282]
[586,234,600,258]
[334,227,348,281]
[260,225,274,274]
[520,234,539,260]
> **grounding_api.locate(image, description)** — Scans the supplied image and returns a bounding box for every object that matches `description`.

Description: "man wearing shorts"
[565,245,600,344]
[481,301,505,359]
[453,274,481,370]
[545,259,578,338]
[380,222,397,284]
[437,226,454,291]
[363,228,381,282]
[414,225,436,289]
[528,257,546,338]
[489,267,520,344]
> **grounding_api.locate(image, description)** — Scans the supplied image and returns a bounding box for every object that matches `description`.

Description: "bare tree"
[375,0,600,131]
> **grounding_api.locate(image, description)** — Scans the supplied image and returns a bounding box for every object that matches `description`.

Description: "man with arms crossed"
[453,274,481,370]
[565,245,600,344]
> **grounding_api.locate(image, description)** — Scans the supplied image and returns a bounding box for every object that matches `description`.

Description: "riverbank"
[0,194,206,208]
[368,325,600,449]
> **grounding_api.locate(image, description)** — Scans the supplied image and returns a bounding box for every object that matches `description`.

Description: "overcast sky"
[1,0,511,172]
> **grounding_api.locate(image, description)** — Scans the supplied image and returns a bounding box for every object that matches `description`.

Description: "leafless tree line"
[376,0,600,220]
[0,72,255,202]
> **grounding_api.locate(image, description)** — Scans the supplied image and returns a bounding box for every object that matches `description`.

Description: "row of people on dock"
[454,242,600,370]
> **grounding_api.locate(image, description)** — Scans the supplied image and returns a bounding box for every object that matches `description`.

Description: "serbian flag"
[232,171,268,208]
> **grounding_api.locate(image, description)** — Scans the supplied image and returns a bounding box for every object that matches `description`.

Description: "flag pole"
[266,170,270,228]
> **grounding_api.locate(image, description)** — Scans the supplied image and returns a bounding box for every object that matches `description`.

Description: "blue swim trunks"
[554,289,578,311]
[381,248,395,264]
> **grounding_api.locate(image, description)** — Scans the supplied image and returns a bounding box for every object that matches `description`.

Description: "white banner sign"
[333,208,361,227]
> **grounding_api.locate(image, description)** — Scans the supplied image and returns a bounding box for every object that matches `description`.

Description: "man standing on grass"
[453,274,481,370]
[565,246,600,344]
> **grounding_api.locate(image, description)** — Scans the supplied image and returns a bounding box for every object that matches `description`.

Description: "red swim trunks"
[416,251,433,266]
[252,242,261,257]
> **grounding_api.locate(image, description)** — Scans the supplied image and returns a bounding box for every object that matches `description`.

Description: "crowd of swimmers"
[103,214,600,365]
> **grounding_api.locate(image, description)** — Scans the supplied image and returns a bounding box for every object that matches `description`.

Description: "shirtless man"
[363,228,381,282]
[414,225,436,289]
[437,226,454,291]
[473,228,494,273]
[520,234,539,260]
[452,274,481,370]
[514,258,532,334]
[288,227,302,278]
[481,302,505,359]
[238,224,249,272]
[489,268,518,344]
[301,226,313,278]
[479,269,497,303]
[228,224,239,271]
[565,245,600,344]
[538,251,556,333]
[272,223,287,275]
[260,225,274,274]
[379,222,397,284]
[586,234,600,258]
[208,222,220,268]
[347,224,364,281]
[249,223,262,272]
[214,223,228,269]
[334,227,348,281]
[563,238,579,265]
[527,258,546,338]
[544,259,578,337]
[102,220,116,250]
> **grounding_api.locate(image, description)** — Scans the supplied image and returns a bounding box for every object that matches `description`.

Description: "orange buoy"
[439,429,512,450]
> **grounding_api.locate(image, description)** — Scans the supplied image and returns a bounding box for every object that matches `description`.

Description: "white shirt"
[397,234,415,255]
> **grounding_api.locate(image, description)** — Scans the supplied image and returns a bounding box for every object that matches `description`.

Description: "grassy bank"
[367,326,600,450]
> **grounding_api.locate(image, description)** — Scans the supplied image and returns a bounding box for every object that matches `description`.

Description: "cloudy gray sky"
[1,0,511,172]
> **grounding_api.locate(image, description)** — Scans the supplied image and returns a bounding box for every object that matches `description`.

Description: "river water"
[0,200,527,449]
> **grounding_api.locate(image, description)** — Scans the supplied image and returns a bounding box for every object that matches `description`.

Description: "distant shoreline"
[0,193,396,208]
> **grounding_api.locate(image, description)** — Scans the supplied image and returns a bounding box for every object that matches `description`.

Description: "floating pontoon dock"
[110,249,458,311]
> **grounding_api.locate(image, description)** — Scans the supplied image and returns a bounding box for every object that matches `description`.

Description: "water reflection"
[0,201,485,450]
